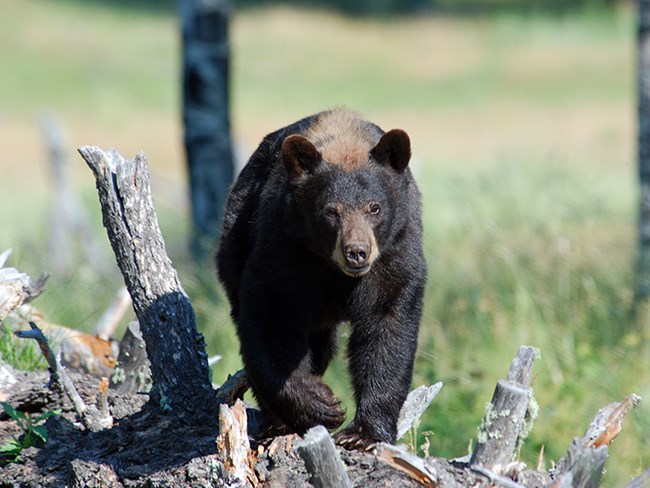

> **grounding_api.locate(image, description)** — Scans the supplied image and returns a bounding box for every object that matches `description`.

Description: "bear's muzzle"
[332,211,379,277]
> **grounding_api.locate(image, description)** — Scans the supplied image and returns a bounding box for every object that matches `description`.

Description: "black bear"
[216,109,426,449]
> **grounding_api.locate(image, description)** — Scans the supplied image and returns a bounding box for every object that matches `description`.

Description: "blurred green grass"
[0,0,646,485]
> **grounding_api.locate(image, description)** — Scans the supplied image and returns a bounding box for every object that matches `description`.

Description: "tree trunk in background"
[179,0,234,259]
[636,0,650,307]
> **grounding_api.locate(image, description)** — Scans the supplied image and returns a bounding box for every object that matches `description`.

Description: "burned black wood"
[296,425,353,488]
[109,321,151,395]
[470,346,538,468]
[214,368,248,406]
[78,146,215,416]
[636,0,650,305]
[178,0,234,258]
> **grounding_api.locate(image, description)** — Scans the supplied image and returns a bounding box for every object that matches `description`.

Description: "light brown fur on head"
[305,109,377,171]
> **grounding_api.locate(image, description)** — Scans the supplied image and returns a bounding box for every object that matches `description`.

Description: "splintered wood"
[396,382,443,439]
[0,248,48,321]
[216,400,257,487]
[377,444,438,487]
[551,393,643,488]
[582,394,642,448]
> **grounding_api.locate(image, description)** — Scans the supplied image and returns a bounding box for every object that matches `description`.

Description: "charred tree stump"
[78,146,215,416]
[296,425,353,488]
[178,0,234,258]
[470,345,538,468]
[636,0,650,306]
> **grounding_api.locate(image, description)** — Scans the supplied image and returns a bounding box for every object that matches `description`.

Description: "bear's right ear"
[282,135,322,180]
[371,129,411,173]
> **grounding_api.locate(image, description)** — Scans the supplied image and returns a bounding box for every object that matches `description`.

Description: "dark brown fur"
[216,109,426,448]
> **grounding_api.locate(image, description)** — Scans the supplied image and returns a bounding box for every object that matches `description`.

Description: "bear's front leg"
[335,281,424,450]
[238,320,346,436]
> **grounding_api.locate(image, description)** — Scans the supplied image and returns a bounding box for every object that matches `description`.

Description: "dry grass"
[0,1,645,485]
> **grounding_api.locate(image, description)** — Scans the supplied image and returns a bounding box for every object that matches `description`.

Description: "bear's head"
[281,129,411,277]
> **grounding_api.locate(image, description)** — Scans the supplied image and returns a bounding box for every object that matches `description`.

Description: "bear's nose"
[344,243,370,268]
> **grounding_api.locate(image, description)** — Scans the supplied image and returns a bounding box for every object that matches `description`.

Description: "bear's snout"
[344,243,370,270]
[331,210,379,277]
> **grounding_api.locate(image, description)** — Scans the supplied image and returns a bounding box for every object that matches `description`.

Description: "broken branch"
[15,322,112,431]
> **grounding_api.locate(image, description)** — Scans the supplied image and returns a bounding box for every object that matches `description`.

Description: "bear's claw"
[334,425,377,451]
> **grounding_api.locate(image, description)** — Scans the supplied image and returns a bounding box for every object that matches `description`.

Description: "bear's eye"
[368,203,381,215]
[324,206,340,220]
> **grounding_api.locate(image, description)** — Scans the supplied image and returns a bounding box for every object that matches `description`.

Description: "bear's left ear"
[282,135,322,180]
[370,129,411,173]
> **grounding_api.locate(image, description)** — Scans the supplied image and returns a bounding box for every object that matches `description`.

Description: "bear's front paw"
[281,376,346,432]
[334,424,377,452]
[300,379,346,430]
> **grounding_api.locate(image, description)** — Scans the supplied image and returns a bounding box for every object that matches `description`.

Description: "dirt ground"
[0,364,551,487]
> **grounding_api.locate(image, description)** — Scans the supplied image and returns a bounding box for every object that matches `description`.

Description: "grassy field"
[0,0,645,484]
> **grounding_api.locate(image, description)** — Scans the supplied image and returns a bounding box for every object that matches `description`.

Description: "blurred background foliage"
[0,0,646,486]
[58,0,622,15]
